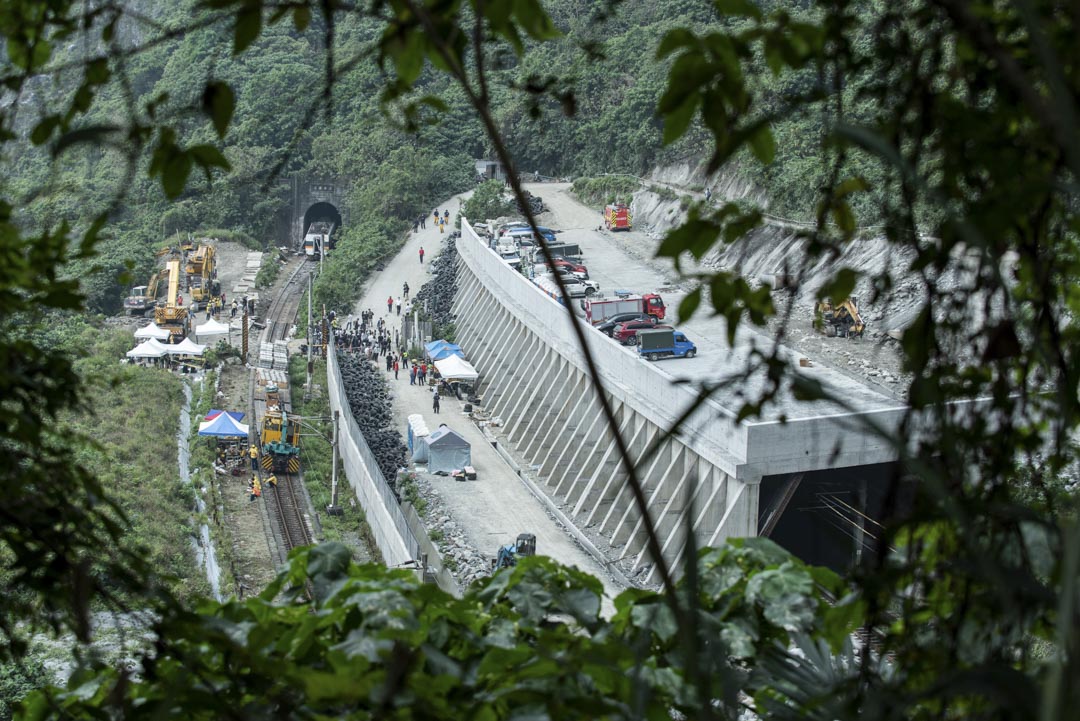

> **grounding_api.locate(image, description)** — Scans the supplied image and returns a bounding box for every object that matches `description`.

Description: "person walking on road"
[403,282,409,300]
[409,366,417,385]
[387,295,394,314]
[402,350,409,368]
[420,214,426,230]
[393,359,400,379]
[249,444,259,471]
[419,246,426,263]
[396,298,402,316]
[432,392,440,414]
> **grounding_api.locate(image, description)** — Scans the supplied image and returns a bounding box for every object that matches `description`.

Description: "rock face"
[338,353,408,487]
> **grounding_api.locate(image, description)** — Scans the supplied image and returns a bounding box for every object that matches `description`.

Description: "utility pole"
[326,410,343,515]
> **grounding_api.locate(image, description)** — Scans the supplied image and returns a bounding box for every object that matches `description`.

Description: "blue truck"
[638,328,697,361]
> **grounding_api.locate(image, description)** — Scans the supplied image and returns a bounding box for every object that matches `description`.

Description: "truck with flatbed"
[583,290,666,323]
[638,328,696,360]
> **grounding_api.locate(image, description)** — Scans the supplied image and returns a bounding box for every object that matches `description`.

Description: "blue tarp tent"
[206,409,246,421]
[424,339,465,361]
[198,411,249,437]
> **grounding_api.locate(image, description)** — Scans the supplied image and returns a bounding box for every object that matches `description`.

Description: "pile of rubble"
[517,190,544,215]
[338,353,409,487]
[406,475,491,586]
[414,233,459,334]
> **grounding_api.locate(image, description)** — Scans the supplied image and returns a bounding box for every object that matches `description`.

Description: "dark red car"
[550,258,589,279]
[614,321,672,345]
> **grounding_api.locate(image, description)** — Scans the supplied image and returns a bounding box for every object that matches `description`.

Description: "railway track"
[248,257,317,562]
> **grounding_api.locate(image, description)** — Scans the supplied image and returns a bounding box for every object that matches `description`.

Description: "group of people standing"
[414,208,451,235]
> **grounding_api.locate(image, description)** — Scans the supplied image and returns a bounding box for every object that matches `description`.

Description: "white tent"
[424,426,472,473]
[434,355,479,381]
[126,339,169,358]
[198,411,249,437]
[195,318,230,340]
[166,337,206,356]
[134,323,171,341]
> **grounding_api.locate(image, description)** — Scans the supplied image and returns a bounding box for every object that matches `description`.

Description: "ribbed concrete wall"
[452,220,904,580]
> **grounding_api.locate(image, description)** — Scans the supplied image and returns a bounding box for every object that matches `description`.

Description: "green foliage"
[460,180,515,223]
[0,659,47,721]
[255,254,282,289]
[22,540,845,719]
[571,175,641,206]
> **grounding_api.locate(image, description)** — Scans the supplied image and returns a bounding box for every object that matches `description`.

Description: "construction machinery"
[185,243,219,310]
[154,259,188,340]
[492,533,537,572]
[814,297,866,338]
[260,384,301,473]
[124,271,163,315]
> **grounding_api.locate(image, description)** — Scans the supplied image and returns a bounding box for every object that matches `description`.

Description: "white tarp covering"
[165,337,206,356]
[433,355,479,381]
[134,322,171,340]
[195,318,230,339]
[126,339,169,358]
[408,414,431,461]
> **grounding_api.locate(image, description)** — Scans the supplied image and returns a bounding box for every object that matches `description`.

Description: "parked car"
[614,320,671,345]
[550,257,589,279]
[550,265,591,283]
[596,312,655,337]
[557,275,600,298]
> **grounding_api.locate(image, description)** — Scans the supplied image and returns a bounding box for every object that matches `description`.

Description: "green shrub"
[571,175,641,206]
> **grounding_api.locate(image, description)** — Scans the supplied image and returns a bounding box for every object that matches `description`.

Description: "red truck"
[604,203,631,231]
[583,291,666,323]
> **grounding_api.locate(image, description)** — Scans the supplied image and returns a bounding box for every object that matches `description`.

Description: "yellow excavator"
[154,259,188,340]
[814,297,866,338]
[186,243,218,310]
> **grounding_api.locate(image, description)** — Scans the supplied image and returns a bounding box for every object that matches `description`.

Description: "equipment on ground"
[492,533,537,572]
[604,203,632,231]
[154,259,189,340]
[185,244,219,310]
[638,328,697,361]
[584,291,666,323]
[814,297,866,338]
[125,271,163,315]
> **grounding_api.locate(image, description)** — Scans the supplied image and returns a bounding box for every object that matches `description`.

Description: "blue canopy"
[206,409,246,421]
[424,339,465,361]
[198,411,250,438]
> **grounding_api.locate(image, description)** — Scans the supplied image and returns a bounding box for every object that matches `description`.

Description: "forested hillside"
[8,0,841,317]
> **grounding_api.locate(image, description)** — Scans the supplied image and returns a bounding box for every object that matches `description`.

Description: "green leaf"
[816,267,857,303]
[656,28,698,59]
[234,5,262,55]
[162,151,192,199]
[831,201,855,235]
[293,5,312,31]
[202,81,235,139]
[31,116,59,146]
[52,125,121,156]
[678,287,702,322]
[661,94,700,145]
[748,125,776,164]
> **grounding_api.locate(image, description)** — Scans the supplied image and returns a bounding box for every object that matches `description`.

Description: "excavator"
[124,271,162,315]
[186,243,219,310]
[814,297,866,338]
[154,259,188,340]
[491,533,537,572]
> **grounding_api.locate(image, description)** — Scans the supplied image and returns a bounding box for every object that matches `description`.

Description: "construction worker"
[249,444,259,471]
[266,473,278,490]
[249,477,261,502]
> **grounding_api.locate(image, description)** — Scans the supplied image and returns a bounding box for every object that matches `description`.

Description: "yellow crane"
[154,259,188,340]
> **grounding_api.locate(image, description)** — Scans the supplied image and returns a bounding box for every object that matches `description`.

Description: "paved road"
[527,184,904,421]
[351,195,623,613]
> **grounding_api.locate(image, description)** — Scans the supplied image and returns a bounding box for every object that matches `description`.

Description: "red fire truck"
[583,291,666,323]
[604,203,632,231]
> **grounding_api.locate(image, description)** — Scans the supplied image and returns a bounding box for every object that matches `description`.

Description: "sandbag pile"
[414,235,458,334]
[338,352,409,489]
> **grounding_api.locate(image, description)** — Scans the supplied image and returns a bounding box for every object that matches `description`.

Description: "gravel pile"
[406,474,492,586]
[338,353,409,488]
[414,233,459,333]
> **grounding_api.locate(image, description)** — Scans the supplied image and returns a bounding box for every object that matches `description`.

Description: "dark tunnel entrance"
[302,202,343,241]
[757,462,914,572]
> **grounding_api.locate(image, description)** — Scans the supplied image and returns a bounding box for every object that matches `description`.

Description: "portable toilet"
[408,414,431,462]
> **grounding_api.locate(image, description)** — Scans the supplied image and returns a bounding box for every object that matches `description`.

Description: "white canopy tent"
[433,355,479,381]
[126,339,169,358]
[195,318,230,340]
[133,323,171,341]
[166,337,206,356]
